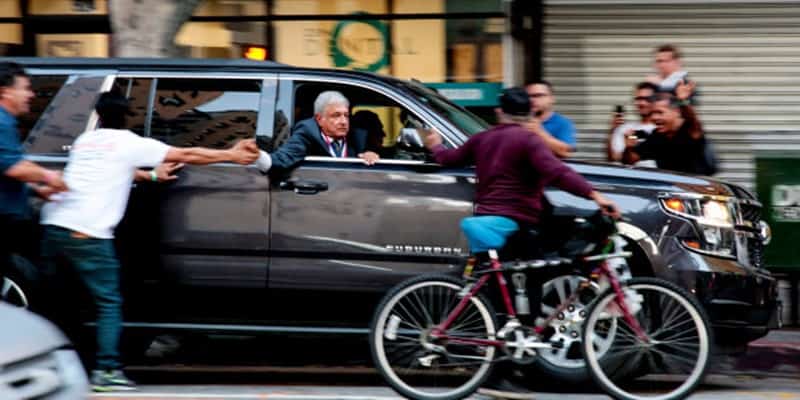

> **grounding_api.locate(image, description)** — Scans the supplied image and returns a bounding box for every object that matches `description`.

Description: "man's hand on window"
[358,151,380,165]
[154,162,183,182]
[423,129,443,150]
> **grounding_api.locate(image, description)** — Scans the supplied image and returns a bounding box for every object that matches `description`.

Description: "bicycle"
[369,211,712,400]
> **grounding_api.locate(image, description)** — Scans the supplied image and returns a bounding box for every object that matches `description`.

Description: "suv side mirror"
[398,128,424,149]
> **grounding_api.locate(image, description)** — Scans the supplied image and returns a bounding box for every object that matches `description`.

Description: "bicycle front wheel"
[582,277,712,400]
[370,274,498,400]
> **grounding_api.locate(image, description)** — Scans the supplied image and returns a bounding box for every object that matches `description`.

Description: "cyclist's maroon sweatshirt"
[431,123,594,225]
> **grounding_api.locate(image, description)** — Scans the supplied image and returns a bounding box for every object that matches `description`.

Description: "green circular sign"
[330,14,389,72]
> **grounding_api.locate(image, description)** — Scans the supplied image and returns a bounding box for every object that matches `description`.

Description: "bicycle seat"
[460,216,519,253]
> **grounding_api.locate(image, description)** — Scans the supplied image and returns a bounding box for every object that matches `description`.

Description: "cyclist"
[422,86,620,397]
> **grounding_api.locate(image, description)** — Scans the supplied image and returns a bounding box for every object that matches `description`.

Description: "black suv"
[1,58,779,384]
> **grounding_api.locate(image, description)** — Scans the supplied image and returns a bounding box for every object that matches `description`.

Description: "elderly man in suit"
[256,91,380,172]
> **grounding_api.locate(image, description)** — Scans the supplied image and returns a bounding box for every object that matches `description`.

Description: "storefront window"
[0,2,20,17]
[194,0,266,16]
[178,0,505,86]
[446,18,504,82]
[29,0,108,15]
[273,0,386,15]
[446,0,502,14]
[36,34,109,57]
[176,21,267,59]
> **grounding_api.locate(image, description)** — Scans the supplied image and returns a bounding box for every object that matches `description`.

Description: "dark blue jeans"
[41,225,122,370]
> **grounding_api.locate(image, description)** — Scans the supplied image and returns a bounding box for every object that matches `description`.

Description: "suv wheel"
[524,275,609,385]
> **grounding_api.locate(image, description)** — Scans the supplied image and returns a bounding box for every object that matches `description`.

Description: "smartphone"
[614,105,625,114]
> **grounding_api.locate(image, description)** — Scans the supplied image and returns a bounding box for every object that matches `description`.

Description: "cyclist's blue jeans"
[41,225,122,370]
[460,216,519,253]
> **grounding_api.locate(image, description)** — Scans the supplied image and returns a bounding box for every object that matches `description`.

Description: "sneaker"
[477,378,536,400]
[91,369,137,392]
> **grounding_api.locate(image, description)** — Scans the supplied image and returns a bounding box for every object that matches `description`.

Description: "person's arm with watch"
[134,162,184,183]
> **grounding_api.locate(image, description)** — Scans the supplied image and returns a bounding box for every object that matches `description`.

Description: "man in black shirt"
[623,80,717,176]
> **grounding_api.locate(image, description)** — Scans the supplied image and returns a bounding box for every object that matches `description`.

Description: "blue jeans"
[41,225,122,370]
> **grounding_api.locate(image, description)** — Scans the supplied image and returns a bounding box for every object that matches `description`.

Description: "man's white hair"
[314,91,349,115]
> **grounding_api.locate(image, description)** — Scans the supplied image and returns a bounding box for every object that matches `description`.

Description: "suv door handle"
[279,179,328,195]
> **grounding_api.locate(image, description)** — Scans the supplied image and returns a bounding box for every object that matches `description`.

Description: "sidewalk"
[714,328,800,378]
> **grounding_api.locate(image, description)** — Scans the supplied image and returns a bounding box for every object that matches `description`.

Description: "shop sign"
[772,184,800,222]
[330,16,389,72]
[425,82,502,107]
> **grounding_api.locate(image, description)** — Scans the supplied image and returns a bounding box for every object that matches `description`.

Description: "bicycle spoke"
[372,278,497,399]
[583,281,710,400]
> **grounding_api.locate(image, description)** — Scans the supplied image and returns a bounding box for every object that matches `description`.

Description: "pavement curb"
[714,329,800,378]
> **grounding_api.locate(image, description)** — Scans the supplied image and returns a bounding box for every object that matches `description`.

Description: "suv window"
[292,81,432,161]
[150,78,262,149]
[18,75,68,142]
[111,77,154,136]
[24,75,106,154]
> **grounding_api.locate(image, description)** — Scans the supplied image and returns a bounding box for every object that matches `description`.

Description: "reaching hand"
[624,129,638,148]
[154,162,183,182]
[423,129,443,150]
[358,151,380,165]
[675,79,696,102]
[43,170,68,192]
[523,118,543,134]
[590,191,622,220]
[230,139,260,165]
[32,184,59,201]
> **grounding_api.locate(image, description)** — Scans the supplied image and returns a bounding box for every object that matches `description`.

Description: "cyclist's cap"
[498,87,531,117]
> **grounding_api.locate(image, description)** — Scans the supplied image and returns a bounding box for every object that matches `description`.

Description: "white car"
[0,302,89,399]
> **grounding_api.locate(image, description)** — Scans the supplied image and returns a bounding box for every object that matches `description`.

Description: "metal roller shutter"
[543,1,800,190]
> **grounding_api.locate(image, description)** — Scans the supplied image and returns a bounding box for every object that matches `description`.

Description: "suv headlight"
[662,197,734,227]
[661,195,737,257]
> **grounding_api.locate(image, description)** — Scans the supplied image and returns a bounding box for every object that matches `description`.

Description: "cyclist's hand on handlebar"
[590,191,622,220]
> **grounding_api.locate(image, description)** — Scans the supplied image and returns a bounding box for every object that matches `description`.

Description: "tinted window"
[111,77,154,136]
[18,75,68,142]
[150,78,261,149]
[396,80,489,136]
[24,75,106,154]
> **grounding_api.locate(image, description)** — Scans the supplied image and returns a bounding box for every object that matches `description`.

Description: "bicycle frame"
[429,239,649,348]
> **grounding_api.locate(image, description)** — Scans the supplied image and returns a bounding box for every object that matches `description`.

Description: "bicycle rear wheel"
[370,274,498,400]
[582,277,712,400]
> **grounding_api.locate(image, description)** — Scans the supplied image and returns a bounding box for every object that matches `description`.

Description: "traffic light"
[242,45,268,61]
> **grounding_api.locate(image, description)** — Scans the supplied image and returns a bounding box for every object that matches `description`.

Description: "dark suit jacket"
[270,117,369,171]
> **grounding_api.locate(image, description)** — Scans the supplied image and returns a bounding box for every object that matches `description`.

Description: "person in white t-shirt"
[607,82,658,167]
[646,44,698,105]
[39,91,259,392]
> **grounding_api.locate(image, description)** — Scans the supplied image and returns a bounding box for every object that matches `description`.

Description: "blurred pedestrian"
[647,44,698,104]
[623,80,717,175]
[607,82,658,166]
[524,80,576,158]
[0,62,66,296]
[39,91,259,392]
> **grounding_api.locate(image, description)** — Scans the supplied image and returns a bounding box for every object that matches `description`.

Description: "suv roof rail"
[0,57,288,70]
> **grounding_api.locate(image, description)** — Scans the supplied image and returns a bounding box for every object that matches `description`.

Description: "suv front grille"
[748,238,765,269]
[0,353,62,399]
[737,201,766,269]
[739,203,762,226]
